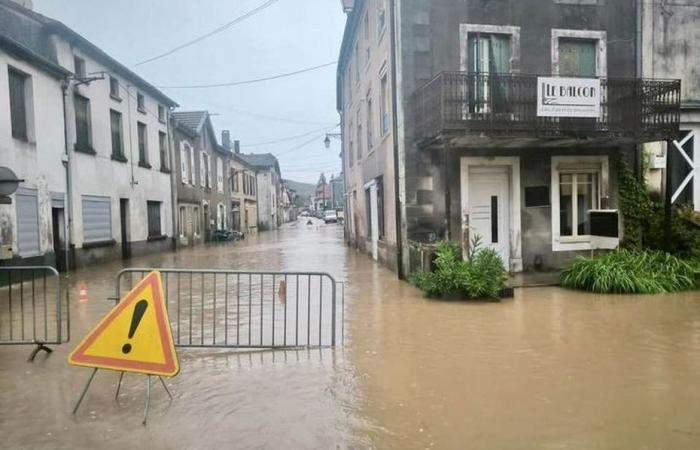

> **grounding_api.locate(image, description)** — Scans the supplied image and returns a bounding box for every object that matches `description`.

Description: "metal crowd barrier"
[115,269,344,349]
[0,266,70,360]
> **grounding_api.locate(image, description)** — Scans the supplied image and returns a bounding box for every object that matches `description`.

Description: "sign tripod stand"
[72,369,173,425]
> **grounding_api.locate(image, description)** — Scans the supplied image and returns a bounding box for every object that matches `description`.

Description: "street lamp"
[324,133,342,149]
[0,167,23,205]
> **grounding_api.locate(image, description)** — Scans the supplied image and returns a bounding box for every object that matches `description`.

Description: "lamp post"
[0,167,23,205]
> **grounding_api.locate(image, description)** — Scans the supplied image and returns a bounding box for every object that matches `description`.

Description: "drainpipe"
[167,108,177,250]
[61,79,73,271]
[389,0,404,278]
[125,84,136,188]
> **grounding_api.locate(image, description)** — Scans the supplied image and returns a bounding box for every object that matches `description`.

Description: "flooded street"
[1,220,700,449]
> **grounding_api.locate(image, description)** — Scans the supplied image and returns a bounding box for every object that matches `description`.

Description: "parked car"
[323,210,338,224]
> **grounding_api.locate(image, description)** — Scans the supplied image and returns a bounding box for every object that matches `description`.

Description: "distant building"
[240,153,282,230]
[330,173,345,210]
[171,111,235,246]
[225,137,258,235]
[0,0,178,268]
[312,173,332,211]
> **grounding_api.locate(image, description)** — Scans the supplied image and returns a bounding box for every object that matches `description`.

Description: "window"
[74,56,86,78]
[354,43,360,82]
[159,131,168,171]
[217,158,224,194]
[110,110,125,161]
[82,195,112,243]
[74,94,92,152]
[147,201,162,237]
[366,93,374,151]
[201,153,211,188]
[179,206,187,237]
[377,177,385,240]
[193,206,200,235]
[365,188,372,236]
[181,141,193,184]
[559,172,598,238]
[158,105,166,123]
[467,32,511,113]
[137,122,149,167]
[558,38,597,77]
[348,121,354,167]
[551,155,612,251]
[380,73,389,136]
[232,170,240,192]
[356,109,363,159]
[137,92,145,113]
[8,68,28,141]
[364,11,370,39]
[109,76,120,99]
[378,0,386,36]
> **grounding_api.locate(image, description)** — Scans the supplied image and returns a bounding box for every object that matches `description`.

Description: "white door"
[468,168,510,268]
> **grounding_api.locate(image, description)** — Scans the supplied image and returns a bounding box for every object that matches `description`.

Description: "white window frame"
[551,155,617,251]
[379,67,389,138]
[551,29,607,77]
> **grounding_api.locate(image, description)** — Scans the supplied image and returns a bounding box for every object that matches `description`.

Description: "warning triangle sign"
[69,271,179,377]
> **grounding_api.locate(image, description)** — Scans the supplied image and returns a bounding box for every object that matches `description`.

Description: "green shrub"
[561,249,700,294]
[409,238,508,299]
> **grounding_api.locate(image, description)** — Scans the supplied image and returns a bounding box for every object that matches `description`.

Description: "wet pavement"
[1,218,700,449]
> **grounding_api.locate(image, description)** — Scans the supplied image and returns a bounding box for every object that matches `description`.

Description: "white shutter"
[200,152,206,187]
[180,142,188,183]
[217,158,224,193]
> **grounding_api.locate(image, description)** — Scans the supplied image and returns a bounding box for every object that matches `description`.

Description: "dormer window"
[74,56,86,78]
[137,92,146,113]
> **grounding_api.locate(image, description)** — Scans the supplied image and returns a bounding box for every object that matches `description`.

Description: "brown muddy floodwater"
[1,218,700,449]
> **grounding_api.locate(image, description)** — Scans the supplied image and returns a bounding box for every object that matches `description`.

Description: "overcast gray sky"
[34,0,346,184]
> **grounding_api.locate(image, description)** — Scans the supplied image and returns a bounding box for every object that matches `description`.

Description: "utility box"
[0,244,13,260]
[589,210,619,238]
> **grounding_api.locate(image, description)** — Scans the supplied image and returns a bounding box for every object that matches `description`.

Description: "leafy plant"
[409,237,508,299]
[617,160,654,249]
[561,249,700,294]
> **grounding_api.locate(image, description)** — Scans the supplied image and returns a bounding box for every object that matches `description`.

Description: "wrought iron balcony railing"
[412,72,681,145]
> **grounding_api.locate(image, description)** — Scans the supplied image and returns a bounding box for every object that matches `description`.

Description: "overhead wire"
[132,0,281,67]
[157,61,337,89]
[242,124,339,147]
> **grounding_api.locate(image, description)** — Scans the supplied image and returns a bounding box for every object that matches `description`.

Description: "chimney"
[233,140,240,154]
[222,130,231,151]
[340,0,354,13]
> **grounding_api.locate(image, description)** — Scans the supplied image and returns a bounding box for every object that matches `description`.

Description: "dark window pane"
[8,69,27,140]
[74,94,91,150]
[110,110,123,158]
[138,122,148,164]
[491,195,498,243]
[147,201,161,236]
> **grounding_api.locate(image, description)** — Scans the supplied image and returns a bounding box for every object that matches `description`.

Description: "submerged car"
[323,210,338,224]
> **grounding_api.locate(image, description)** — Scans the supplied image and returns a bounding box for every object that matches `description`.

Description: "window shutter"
[180,142,188,182]
[200,153,206,187]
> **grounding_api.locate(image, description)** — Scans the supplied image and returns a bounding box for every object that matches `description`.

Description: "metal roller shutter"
[16,189,40,257]
[82,195,112,243]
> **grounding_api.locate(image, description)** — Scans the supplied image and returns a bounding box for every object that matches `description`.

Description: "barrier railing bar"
[200,273,204,346]
[213,273,217,345]
[319,276,322,347]
[236,273,240,346]
[283,274,287,347]
[307,274,311,346]
[248,273,252,346]
[259,274,263,346]
[272,274,276,347]
[295,274,299,347]
[189,272,193,345]
[224,274,229,346]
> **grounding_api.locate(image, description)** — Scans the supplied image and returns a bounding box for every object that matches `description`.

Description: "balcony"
[412,72,681,148]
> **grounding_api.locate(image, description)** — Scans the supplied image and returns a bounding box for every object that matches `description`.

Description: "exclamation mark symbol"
[122,300,148,354]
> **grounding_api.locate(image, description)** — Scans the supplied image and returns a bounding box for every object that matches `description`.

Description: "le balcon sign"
[537,77,601,118]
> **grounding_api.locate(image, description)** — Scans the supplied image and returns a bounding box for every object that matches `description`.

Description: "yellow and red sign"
[69,271,179,377]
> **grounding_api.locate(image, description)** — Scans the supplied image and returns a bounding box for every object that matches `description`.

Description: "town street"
[1,219,699,449]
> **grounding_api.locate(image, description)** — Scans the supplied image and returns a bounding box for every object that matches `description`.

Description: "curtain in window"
[467,33,510,113]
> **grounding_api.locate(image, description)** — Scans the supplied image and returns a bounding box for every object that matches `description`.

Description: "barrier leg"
[27,342,53,362]
[73,368,98,415]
